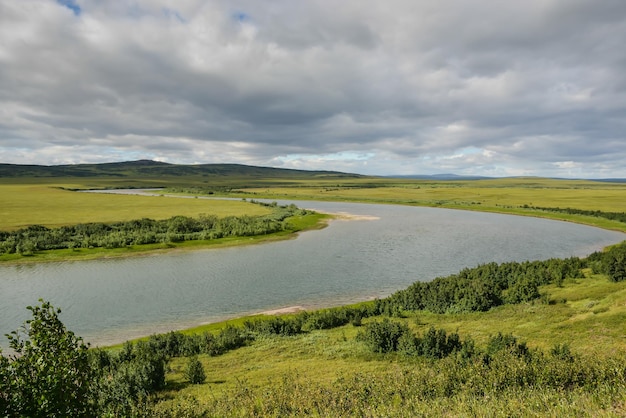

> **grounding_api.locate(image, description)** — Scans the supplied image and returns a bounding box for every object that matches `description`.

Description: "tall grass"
[0,184,271,230]
[147,351,626,417]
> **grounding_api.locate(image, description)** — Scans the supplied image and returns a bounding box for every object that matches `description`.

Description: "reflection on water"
[1,201,624,347]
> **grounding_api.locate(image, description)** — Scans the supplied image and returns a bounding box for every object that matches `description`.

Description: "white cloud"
[0,0,625,177]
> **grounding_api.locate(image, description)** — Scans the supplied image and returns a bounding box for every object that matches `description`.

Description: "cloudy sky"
[1,0,625,177]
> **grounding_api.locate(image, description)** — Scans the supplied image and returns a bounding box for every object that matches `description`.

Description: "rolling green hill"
[0,160,362,180]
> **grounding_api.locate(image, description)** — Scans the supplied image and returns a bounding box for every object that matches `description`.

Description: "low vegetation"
[1,164,626,415]
[2,243,626,416]
[230,178,626,232]
[0,202,308,256]
[0,184,272,231]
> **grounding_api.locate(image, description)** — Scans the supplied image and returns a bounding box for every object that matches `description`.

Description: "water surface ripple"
[1,201,624,347]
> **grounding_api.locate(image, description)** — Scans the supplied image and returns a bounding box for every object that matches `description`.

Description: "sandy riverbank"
[259,306,307,315]
[327,212,380,221]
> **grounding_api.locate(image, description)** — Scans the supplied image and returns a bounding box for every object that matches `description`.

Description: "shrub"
[356,319,410,353]
[0,300,96,417]
[416,327,462,359]
[185,356,206,385]
[486,333,529,359]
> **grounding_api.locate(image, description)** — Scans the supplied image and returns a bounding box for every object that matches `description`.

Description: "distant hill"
[388,174,626,183]
[0,160,362,179]
[386,173,492,180]
[594,178,626,183]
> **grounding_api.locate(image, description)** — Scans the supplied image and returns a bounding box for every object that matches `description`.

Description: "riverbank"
[246,194,626,233]
[3,198,623,349]
[220,178,626,233]
[0,211,332,266]
[91,185,626,233]
[119,256,626,417]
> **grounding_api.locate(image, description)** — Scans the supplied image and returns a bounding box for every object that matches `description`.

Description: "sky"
[0,0,625,177]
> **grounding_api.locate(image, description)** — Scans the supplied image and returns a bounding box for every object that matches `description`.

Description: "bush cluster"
[380,257,586,314]
[91,345,166,416]
[588,241,626,282]
[0,203,308,255]
[243,305,378,337]
[357,320,468,359]
[129,326,253,360]
[527,206,626,224]
[0,301,255,417]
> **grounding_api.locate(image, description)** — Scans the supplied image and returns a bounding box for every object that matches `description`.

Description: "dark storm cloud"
[0,0,624,176]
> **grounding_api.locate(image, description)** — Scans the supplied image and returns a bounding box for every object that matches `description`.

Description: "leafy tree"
[185,356,206,384]
[0,352,11,416]
[606,249,626,282]
[0,299,96,417]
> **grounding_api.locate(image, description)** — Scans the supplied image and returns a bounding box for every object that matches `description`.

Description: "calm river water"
[1,201,624,348]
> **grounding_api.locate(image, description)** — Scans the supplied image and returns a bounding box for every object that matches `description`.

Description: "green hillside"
[0,160,361,180]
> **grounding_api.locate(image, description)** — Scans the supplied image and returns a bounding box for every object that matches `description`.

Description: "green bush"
[0,300,96,417]
[588,242,626,282]
[356,319,410,353]
[185,356,206,385]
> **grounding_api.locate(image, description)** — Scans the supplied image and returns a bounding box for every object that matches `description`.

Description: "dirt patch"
[260,306,306,315]
[321,211,380,221]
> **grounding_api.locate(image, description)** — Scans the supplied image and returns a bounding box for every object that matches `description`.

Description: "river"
[1,200,624,348]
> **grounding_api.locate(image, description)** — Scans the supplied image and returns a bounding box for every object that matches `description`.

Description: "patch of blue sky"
[162,8,186,23]
[232,11,250,22]
[457,146,483,155]
[279,151,375,163]
[57,0,81,16]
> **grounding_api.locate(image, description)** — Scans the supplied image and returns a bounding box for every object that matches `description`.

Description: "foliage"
[529,206,626,224]
[0,204,308,255]
[550,343,574,362]
[356,319,410,353]
[0,301,171,417]
[485,332,529,360]
[589,242,626,282]
[93,350,166,416]
[380,257,587,315]
[185,356,206,384]
[357,321,465,359]
[244,316,304,336]
[242,305,376,336]
[0,300,96,417]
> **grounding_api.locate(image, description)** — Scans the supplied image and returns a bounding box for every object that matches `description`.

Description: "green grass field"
[0,183,271,231]
[3,175,625,231]
[234,178,626,232]
[2,168,626,415]
[0,178,333,263]
[149,270,626,416]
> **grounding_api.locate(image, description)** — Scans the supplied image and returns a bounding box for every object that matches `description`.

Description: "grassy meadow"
[3,171,625,232]
[0,182,271,231]
[146,268,626,417]
[2,164,626,415]
[233,177,626,232]
[167,272,626,390]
